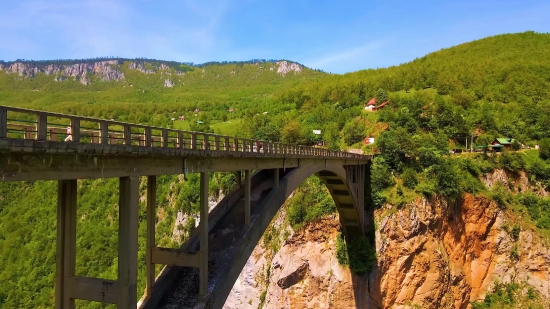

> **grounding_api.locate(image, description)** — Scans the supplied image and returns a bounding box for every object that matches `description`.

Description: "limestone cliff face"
[226,180,549,308]
[0,60,124,84]
[369,194,549,308]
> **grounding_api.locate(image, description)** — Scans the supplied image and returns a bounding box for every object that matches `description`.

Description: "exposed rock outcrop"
[0,60,124,84]
[276,61,302,76]
[369,194,550,308]
[128,62,155,74]
[227,192,549,309]
[164,79,175,87]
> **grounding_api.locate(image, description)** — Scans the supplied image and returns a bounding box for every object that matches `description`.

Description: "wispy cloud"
[0,0,234,62]
[307,41,387,72]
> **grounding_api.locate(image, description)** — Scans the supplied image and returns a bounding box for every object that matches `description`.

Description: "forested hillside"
[1,31,550,308]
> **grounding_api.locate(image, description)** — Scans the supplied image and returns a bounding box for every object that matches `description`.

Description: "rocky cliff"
[0,59,303,85]
[0,60,124,84]
[369,194,549,308]
[225,170,550,309]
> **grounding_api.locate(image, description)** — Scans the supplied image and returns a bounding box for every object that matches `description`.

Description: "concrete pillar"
[199,172,209,297]
[146,176,156,297]
[245,170,251,226]
[56,179,77,309]
[118,176,139,308]
[273,168,279,188]
[236,171,241,187]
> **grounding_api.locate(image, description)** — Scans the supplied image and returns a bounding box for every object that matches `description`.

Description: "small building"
[364,98,376,111]
[491,137,516,150]
[364,137,375,144]
[229,107,234,112]
[375,101,389,110]
[179,116,185,121]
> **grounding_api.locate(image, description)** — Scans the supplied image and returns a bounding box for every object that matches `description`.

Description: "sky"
[0,0,549,74]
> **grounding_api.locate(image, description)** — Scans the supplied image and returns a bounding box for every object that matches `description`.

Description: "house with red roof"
[364,98,377,111]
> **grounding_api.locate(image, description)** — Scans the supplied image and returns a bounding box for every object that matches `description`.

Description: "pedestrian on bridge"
[64,126,72,142]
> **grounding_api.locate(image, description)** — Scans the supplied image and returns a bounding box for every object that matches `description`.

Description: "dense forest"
[1,31,550,308]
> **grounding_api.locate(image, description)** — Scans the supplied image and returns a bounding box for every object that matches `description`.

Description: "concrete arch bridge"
[0,105,372,308]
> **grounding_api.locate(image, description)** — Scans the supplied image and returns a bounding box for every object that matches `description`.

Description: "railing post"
[118,176,139,308]
[123,125,131,145]
[199,172,209,298]
[161,129,168,148]
[146,176,156,297]
[71,118,80,143]
[177,131,184,148]
[144,128,151,147]
[36,113,47,140]
[204,134,209,150]
[215,135,220,151]
[225,137,230,151]
[100,122,109,145]
[0,106,7,138]
[191,133,197,150]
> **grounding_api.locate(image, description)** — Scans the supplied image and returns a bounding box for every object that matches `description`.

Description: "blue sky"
[1,0,549,73]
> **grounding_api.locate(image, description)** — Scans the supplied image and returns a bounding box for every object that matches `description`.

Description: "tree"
[343,118,365,145]
[375,88,388,103]
[281,120,303,144]
[540,138,550,160]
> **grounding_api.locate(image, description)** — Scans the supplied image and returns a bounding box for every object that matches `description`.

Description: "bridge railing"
[0,105,368,159]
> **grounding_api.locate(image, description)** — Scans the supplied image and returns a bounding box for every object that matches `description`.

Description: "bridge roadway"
[0,105,372,309]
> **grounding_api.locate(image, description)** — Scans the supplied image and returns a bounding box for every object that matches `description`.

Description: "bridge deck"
[0,105,370,181]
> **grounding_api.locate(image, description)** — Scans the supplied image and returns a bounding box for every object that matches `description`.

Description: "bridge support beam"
[146,176,156,297]
[199,172,209,298]
[244,170,251,226]
[56,179,77,309]
[235,171,241,187]
[118,176,139,308]
[273,168,279,188]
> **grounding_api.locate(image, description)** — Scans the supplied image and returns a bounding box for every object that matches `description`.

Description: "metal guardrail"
[0,105,369,159]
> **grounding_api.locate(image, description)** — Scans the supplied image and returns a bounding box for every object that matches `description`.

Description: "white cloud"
[0,0,234,62]
[307,41,386,72]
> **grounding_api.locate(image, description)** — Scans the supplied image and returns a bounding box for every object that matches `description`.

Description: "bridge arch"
[201,161,368,309]
[274,161,365,240]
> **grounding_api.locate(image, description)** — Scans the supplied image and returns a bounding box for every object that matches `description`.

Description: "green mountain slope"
[1,32,550,309]
[0,59,324,127]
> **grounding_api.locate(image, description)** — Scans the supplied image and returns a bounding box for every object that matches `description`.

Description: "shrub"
[511,140,522,151]
[458,171,485,194]
[401,168,418,189]
[434,159,461,199]
[336,232,349,266]
[499,151,525,174]
[539,138,550,160]
[489,181,512,209]
[518,192,541,220]
[510,244,520,261]
[371,157,395,192]
[415,181,436,197]
[348,236,377,274]
[510,225,520,241]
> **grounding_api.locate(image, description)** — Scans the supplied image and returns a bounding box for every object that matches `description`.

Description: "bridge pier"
[55,177,139,309]
[56,179,77,309]
[199,172,209,297]
[145,176,156,298]
[118,176,139,308]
